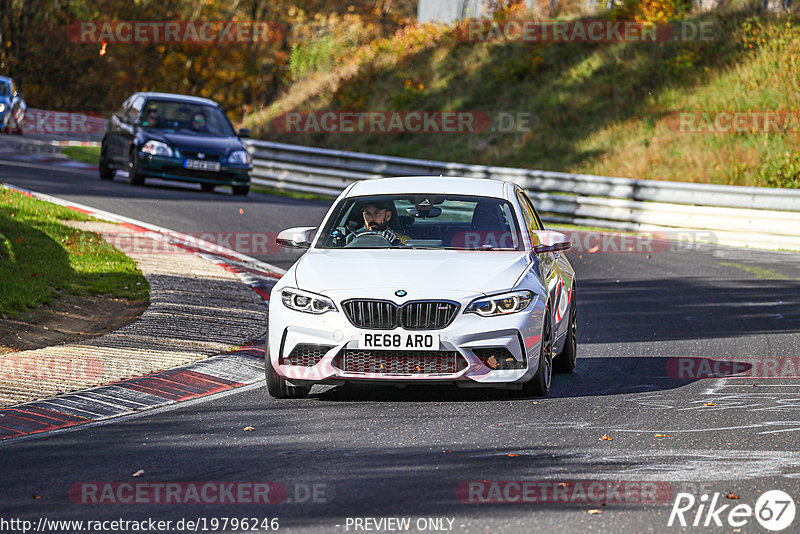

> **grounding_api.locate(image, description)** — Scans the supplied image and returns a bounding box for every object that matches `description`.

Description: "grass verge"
[61,146,100,165]
[0,188,149,318]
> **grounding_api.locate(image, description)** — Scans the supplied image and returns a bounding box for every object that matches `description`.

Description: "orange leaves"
[599,434,613,441]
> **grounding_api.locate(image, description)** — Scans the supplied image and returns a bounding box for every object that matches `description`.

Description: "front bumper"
[137,154,251,186]
[268,297,546,388]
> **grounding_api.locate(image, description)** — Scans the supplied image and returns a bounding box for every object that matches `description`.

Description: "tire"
[232,185,249,196]
[200,183,215,193]
[515,309,553,397]
[128,150,145,186]
[265,341,311,399]
[554,285,577,373]
[99,141,115,180]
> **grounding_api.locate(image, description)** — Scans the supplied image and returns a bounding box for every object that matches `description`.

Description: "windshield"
[0,83,9,97]
[317,194,524,250]
[139,99,236,136]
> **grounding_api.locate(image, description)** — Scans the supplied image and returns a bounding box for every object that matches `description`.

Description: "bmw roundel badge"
[395,290,407,297]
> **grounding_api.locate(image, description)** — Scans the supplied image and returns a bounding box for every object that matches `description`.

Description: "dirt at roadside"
[0,293,148,353]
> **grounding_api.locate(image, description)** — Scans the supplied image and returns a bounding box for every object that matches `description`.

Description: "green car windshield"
[140,100,236,137]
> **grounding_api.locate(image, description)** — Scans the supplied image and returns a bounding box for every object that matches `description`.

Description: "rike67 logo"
[668,490,796,531]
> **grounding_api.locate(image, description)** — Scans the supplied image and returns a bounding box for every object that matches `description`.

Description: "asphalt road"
[2,141,800,534]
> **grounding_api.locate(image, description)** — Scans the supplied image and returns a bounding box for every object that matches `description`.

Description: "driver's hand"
[379,229,401,245]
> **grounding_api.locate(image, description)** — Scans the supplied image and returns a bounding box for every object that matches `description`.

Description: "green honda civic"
[100,92,252,195]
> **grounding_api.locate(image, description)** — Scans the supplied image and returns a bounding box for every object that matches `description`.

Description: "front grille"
[342,300,459,330]
[281,344,333,366]
[472,347,525,370]
[402,301,459,330]
[342,300,398,330]
[338,349,463,375]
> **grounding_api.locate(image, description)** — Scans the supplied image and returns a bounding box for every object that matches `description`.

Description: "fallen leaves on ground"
[588,509,602,514]
[703,402,716,406]
[508,453,520,457]
[599,434,613,441]
[244,426,255,431]
[588,246,599,253]
[726,493,740,499]
[132,470,144,477]
[654,434,671,438]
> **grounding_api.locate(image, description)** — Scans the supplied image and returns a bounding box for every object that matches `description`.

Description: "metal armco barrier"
[246,139,800,251]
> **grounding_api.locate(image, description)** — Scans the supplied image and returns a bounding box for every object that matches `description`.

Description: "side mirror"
[531,231,571,254]
[238,128,251,138]
[276,227,317,249]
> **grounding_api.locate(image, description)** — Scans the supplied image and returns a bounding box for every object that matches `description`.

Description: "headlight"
[281,288,336,314]
[228,150,251,164]
[140,140,173,157]
[465,290,534,317]
[0,103,5,112]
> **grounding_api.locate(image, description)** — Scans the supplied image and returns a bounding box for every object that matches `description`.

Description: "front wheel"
[128,150,145,185]
[554,285,577,373]
[515,310,553,397]
[265,341,311,399]
[99,141,115,180]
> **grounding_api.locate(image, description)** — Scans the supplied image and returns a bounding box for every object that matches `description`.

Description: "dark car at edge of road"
[100,92,252,195]
[0,75,26,134]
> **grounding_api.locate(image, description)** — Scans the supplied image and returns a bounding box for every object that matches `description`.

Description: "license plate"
[359,332,440,351]
[184,159,220,171]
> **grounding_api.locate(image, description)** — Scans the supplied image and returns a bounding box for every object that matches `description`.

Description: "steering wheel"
[344,231,395,248]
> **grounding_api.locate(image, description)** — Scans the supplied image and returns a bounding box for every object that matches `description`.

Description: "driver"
[144,108,159,127]
[192,111,208,132]
[346,200,409,246]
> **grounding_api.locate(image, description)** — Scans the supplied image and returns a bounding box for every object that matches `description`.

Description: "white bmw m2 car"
[266,177,576,398]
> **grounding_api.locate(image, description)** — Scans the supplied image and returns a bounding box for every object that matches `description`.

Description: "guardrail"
[246,139,800,250]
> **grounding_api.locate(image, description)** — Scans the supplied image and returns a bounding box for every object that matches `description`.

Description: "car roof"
[133,92,219,107]
[0,76,12,85]
[347,176,511,198]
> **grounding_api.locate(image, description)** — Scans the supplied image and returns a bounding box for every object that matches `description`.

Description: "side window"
[127,96,144,123]
[516,191,539,237]
[116,98,130,120]
[521,192,545,230]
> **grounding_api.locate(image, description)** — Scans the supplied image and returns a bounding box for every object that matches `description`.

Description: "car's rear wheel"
[128,150,145,186]
[554,285,577,373]
[99,141,115,180]
[232,185,249,196]
[516,310,553,397]
[200,183,215,193]
[265,341,311,399]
